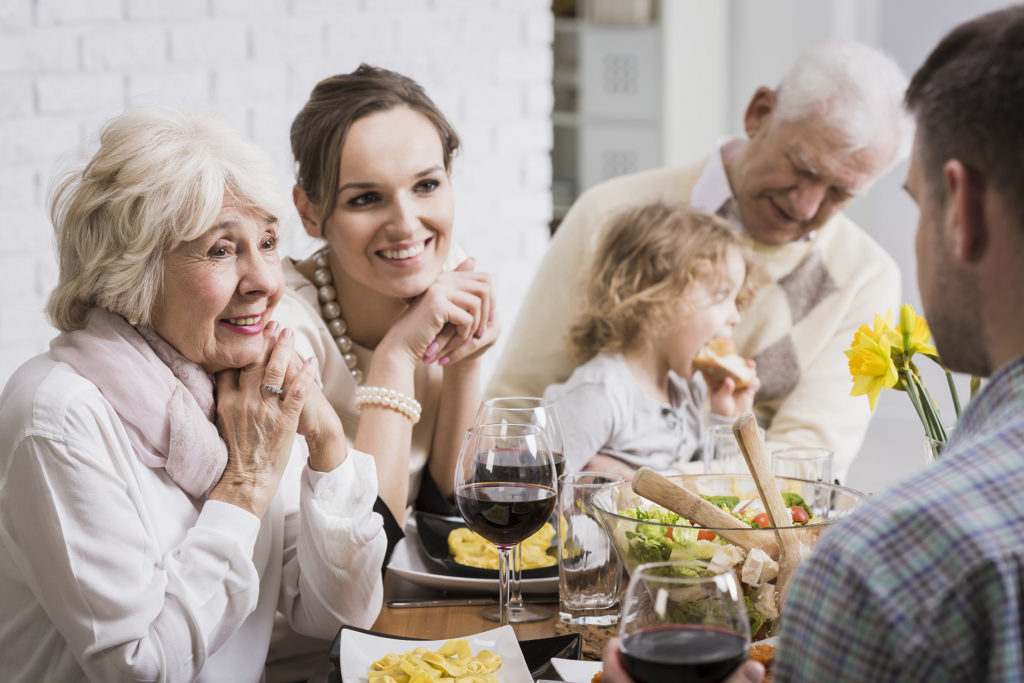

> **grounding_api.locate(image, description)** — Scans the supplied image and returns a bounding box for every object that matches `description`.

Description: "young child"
[543,201,761,479]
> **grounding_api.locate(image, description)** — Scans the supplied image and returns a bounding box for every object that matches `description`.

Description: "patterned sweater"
[486,160,900,480]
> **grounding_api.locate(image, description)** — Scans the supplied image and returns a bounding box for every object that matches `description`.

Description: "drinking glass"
[771,446,834,517]
[702,423,764,474]
[771,446,834,484]
[618,561,751,683]
[474,397,566,622]
[454,422,558,626]
[558,471,625,625]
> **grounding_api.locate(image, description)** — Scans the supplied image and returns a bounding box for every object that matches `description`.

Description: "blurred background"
[0,0,1011,493]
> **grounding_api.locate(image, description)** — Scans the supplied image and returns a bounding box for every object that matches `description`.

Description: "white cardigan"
[0,353,386,682]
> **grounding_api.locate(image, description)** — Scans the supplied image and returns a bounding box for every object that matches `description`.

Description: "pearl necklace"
[311,248,364,385]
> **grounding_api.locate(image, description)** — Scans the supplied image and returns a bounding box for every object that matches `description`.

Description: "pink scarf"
[50,308,227,498]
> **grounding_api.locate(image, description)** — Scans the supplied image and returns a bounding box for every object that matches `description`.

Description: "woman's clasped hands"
[383,257,499,371]
[211,321,346,517]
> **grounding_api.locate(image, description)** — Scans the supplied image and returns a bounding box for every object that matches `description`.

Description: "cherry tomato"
[789,505,810,524]
[665,527,674,541]
[752,512,771,528]
[697,530,717,542]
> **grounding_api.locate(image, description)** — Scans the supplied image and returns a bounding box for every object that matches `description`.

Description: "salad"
[620,493,817,638]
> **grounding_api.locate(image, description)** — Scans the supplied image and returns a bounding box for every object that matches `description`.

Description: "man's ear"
[743,87,777,138]
[292,185,323,239]
[944,160,987,262]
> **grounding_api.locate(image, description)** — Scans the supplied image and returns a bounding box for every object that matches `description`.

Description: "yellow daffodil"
[851,311,901,351]
[896,304,937,360]
[845,305,965,458]
[845,330,899,411]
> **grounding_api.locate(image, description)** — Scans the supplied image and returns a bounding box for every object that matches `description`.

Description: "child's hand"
[708,361,759,417]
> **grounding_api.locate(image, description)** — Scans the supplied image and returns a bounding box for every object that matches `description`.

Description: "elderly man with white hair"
[488,39,913,482]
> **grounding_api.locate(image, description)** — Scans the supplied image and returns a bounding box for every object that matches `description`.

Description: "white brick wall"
[0,0,554,387]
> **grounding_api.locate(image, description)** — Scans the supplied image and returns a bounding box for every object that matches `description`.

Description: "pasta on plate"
[368,638,502,682]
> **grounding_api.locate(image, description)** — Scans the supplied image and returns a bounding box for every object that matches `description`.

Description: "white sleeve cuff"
[301,448,384,569]
[195,499,261,556]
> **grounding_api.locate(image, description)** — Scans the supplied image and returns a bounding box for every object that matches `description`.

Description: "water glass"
[771,446,834,483]
[702,424,764,474]
[557,471,625,625]
[772,446,834,517]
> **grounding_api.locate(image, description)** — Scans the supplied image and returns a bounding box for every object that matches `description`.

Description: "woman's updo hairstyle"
[290,64,461,229]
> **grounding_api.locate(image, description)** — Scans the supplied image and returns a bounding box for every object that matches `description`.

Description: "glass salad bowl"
[590,473,867,638]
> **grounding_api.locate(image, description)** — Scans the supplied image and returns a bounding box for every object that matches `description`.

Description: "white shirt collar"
[690,137,744,225]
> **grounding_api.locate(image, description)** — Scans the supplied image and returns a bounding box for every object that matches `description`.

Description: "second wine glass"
[453,422,558,626]
[618,561,751,683]
[474,397,566,622]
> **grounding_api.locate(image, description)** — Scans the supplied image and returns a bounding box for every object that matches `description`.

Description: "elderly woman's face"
[151,195,284,373]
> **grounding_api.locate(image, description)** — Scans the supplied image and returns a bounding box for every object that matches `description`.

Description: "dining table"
[314,567,613,682]
[372,570,562,641]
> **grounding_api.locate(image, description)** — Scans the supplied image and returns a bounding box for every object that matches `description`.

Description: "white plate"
[386,518,559,595]
[339,625,532,683]
[550,657,602,682]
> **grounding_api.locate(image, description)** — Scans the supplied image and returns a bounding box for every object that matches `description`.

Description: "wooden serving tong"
[732,412,804,599]
[631,467,779,559]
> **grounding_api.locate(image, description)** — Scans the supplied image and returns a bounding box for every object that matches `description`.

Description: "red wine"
[472,449,563,482]
[455,482,556,547]
[620,625,748,683]
[552,451,566,477]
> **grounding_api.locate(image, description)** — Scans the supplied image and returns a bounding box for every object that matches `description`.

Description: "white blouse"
[0,353,386,682]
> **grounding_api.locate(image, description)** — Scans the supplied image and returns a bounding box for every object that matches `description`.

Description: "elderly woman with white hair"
[0,108,387,681]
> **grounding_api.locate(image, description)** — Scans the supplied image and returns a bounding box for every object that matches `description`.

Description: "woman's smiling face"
[319,106,455,301]
[151,195,284,373]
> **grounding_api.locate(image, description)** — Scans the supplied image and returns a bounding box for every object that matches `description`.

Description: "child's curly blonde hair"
[569,201,761,363]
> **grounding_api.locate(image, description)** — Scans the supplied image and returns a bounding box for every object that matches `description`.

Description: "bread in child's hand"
[693,338,757,389]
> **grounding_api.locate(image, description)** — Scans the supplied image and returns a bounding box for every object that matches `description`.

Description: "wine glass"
[454,422,558,626]
[474,397,566,622]
[618,561,751,683]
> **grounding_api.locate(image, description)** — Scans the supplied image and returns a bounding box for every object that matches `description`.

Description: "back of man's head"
[905,5,1024,233]
[774,39,911,163]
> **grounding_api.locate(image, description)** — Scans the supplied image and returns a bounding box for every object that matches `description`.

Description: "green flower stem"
[945,369,962,420]
[903,368,936,441]
[914,374,946,442]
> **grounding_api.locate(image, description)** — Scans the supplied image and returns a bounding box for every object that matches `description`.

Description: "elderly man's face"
[151,195,284,373]
[729,98,893,245]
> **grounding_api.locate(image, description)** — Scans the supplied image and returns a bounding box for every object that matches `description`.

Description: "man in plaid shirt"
[773,5,1024,681]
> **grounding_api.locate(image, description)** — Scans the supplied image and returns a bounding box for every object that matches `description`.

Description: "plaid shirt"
[774,355,1024,682]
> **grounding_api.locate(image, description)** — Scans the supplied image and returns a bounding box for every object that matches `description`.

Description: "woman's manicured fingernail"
[266,320,279,333]
[476,324,486,339]
[488,309,495,323]
[425,341,440,357]
[439,356,451,366]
